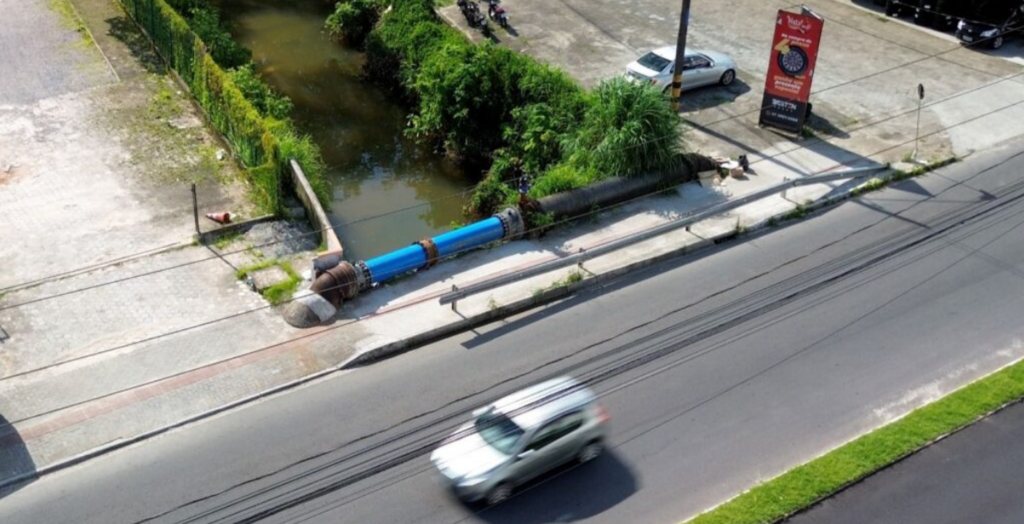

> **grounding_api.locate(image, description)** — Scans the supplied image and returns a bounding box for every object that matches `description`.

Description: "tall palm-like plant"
[562,77,683,178]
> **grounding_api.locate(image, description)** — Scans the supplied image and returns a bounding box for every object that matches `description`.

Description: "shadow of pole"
[0,414,37,498]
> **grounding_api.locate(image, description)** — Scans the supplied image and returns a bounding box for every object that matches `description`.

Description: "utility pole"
[671,0,693,112]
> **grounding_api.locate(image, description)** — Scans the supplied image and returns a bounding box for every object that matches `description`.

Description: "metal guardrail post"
[191,183,200,239]
[450,284,459,312]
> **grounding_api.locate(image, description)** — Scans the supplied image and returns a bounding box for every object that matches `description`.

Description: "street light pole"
[671,0,693,112]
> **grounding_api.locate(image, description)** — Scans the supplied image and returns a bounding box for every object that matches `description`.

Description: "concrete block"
[248,266,289,292]
[282,290,337,328]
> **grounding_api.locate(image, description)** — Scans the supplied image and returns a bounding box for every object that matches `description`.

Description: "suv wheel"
[485,483,513,506]
[577,440,604,464]
[992,35,1005,49]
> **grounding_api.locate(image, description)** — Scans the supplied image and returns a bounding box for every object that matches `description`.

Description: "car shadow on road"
[679,78,752,114]
[0,414,37,499]
[468,451,637,523]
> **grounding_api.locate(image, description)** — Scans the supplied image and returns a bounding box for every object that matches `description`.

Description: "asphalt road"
[2,141,1024,524]
[789,400,1024,524]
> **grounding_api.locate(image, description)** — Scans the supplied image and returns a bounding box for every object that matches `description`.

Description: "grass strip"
[236,260,301,305]
[684,356,1024,524]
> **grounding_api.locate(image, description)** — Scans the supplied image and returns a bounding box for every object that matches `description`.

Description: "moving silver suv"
[430,376,610,505]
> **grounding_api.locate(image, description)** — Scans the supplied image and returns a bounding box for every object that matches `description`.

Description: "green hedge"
[119,0,330,213]
[325,0,385,48]
[360,0,682,217]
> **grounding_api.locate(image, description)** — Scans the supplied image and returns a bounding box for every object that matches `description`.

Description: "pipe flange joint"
[415,238,440,269]
[354,261,373,291]
[495,207,525,239]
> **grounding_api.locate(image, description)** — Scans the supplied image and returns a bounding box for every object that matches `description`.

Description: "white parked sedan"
[625,46,737,92]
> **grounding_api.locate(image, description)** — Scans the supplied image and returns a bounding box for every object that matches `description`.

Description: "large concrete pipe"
[534,153,718,220]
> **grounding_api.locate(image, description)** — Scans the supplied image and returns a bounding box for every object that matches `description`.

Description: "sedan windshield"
[475,411,524,455]
[637,52,671,72]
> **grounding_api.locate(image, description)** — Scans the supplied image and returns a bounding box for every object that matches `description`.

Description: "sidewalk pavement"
[5,0,1024,489]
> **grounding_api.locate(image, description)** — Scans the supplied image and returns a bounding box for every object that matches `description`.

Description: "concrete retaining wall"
[289,159,343,265]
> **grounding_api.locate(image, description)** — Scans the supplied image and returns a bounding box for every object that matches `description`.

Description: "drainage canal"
[216,0,475,262]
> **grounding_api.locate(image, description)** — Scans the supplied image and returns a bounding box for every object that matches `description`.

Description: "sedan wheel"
[992,35,1004,50]
[720,69,735,86]
[485,483,513,506]
[577,441,603,464]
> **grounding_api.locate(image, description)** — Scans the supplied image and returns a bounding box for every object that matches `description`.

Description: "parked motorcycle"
[487,0,509,28]
[459,0,488,30]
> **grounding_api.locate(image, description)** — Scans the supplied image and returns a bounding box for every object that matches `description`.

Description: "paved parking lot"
[445,0,1024,167]
[0,0,115,105]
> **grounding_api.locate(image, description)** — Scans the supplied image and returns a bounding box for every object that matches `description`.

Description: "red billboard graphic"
[759,9,825,133]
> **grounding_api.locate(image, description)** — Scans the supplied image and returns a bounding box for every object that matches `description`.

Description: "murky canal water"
[216,0,471,261]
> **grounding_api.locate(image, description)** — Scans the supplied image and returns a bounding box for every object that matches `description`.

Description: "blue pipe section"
[363,244,428,284]
[434,216,505,258]
[363,215,509,285]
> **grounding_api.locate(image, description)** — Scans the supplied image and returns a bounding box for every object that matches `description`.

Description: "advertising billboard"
[758,9,825,133]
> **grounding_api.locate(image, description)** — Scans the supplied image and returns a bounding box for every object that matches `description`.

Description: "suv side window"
[525,411,585,452]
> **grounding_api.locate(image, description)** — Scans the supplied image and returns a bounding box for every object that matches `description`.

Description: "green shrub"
[527,163,595,198]
[467,164,517,217]
[187,6,251,68]
[524,210,555,233]
[364,0,443,82]
[163,0,200,11]
[563,77,682,178]
[274,123,332,210]
[411,42,515,163]
[229,64,293,120]
[503,101,581,177]
[325,0,384,49]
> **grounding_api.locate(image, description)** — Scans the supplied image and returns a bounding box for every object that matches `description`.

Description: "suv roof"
[492,376,595,430]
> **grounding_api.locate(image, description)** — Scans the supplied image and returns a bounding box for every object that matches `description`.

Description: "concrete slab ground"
[0,0,305,484]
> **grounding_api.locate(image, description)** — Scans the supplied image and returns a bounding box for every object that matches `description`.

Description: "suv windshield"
[475,411,524,455]
[637,52,671,72]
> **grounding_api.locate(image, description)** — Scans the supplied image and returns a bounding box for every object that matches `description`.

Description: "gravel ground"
[243,221,319,260]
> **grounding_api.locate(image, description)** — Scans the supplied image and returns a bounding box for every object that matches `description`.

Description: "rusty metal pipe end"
[311,261,360,307]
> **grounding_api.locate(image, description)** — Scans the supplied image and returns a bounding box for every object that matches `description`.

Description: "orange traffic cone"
[205,211,232,224]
